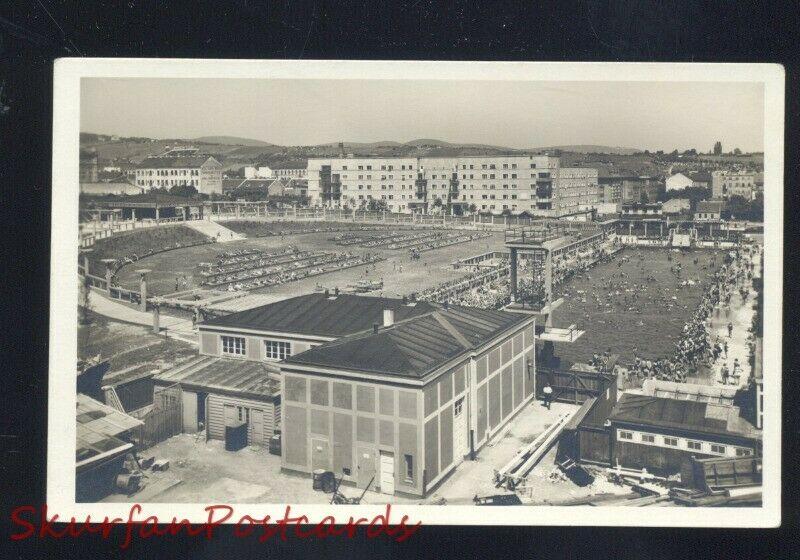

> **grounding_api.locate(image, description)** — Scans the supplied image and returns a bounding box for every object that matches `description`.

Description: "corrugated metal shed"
[154,356,280,400]
[76,394,143,467]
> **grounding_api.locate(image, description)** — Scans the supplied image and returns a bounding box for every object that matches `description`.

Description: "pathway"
[87,290,197,344]
[185,219,245,242]
[707,246,761,387]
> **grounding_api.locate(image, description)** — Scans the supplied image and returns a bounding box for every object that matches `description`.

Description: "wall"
[469,322,536,457]
[611,424,756,474]
[198,328,323,362]
[281,371,424,496]
[206,393,278,446]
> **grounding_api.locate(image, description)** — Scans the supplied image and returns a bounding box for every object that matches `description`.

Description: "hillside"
[194,136,275,147]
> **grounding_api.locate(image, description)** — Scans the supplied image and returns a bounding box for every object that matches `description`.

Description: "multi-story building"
[134,147,223,195]
[280,303,537,497]
[307,155,599,217]
[79,148,98,182]
[274,167,307,178]
[711,170,760,200]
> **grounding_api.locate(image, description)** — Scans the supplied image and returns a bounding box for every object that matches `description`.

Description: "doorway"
[379,451,395,495]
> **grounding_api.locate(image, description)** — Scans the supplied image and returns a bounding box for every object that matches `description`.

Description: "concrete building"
[307,155,599,217]
[662,198,691,215]
[279,304,537,497]
[198,293,437,362]
[609,392,760,474]
[79,148,99,182]
[274,167,307,178]
[695,200,723,222]
[244,166,274,179]
[711,170,760,200]
[621,176,663,203]
[134,148,223,195]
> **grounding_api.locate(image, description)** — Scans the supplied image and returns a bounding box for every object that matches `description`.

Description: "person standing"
[542,384,553,410]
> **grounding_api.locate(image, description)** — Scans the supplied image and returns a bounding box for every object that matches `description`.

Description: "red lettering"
[204,505,233,539]
[9,506,36,540]
[139,515,167,539]
[39,505,67,539]
[120,504,142,550]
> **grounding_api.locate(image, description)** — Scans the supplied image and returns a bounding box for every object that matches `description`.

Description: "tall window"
[404,454,414,482]
[221,336,246,356]
[265,340,291,360]
[454,397,464,417]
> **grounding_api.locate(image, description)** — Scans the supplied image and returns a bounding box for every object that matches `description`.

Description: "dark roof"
[136,155,217,169]
[690,171,712,182]
[609,393,760,440]
[154,356,280,399]
[696,201,723,213]
[202,293,436,338]
[285,304,529,378]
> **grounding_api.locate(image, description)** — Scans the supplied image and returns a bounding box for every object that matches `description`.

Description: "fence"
[134,383,183,450]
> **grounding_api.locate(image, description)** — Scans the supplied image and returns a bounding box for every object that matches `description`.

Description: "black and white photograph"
[47,60,783,527]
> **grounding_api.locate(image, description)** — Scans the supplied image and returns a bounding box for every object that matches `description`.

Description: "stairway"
[185,220,246,243]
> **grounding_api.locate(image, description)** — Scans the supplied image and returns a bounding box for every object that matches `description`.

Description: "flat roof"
[154,356,280,400]
[610,393,760,441]
[285,304,531,379]
[76,393,143,467]
[202,293,437,338]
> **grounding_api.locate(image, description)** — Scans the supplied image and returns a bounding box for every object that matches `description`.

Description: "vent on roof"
[373,323,380,334]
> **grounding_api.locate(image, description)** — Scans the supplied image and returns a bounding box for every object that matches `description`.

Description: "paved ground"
[427,400,627,505]
[87,290,196,343]
[112,229,507,297]
[104,397,627,506]
[708,247,761,387]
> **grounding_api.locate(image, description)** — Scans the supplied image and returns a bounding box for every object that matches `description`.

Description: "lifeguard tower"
[503,223,588,345]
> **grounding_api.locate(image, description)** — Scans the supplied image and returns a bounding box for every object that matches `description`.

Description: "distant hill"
[193,136,275,147]
[535,145,641,155]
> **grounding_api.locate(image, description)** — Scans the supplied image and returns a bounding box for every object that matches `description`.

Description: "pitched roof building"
[134,149,223,195]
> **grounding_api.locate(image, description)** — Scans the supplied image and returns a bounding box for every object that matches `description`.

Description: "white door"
[453,397,468,458]
[379,451,395,495]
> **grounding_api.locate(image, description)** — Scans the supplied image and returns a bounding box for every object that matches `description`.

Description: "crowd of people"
[199,249,384,291]
[623,243,759,386]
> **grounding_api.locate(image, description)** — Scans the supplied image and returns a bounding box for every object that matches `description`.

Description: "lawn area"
[551,247,722,365]
[87,225,212,276]
[78,310,197,378]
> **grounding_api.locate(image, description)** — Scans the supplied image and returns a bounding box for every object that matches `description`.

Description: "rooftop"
[696,201,724,213]
[610,393,760,440]
[76,393,143,468]
[201,293,437,338]
[154,356,280,400]
[285,304,531,379]
[136,155,218,169]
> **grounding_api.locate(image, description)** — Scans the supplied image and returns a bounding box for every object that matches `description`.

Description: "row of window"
[137,169,200,176]
[221,336,292,360]
[617,429,753,457]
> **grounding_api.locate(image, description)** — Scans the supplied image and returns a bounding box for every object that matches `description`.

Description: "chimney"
[324,288,330,297]
[334,287,339,296]
[383,309,395,327]
[443,301,449,310]
[402,295,408,305]
[373,323,380,333]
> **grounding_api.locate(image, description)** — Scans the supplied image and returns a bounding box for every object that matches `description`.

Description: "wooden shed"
[153,356,281,447]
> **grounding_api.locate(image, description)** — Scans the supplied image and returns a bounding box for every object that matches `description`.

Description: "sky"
[80,78,765,153]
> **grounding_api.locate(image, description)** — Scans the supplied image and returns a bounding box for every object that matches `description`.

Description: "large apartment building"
[134,147,223,195]
[711,170,762,200]
[307,155,600,217]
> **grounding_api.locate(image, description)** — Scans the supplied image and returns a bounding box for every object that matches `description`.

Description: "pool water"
[551,247,721,365]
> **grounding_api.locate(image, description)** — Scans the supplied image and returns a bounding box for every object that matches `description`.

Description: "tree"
[169,183,199,198]
[468,203,477,215]
[733,147,742,156]
[722,195,750,220]
[79,274,93,326]
[713,141,722,155]
[367,198,388,212]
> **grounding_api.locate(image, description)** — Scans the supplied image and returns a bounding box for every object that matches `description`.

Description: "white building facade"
[135,154,223,195]
[307,155,599,217]
[665,172,694,191]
